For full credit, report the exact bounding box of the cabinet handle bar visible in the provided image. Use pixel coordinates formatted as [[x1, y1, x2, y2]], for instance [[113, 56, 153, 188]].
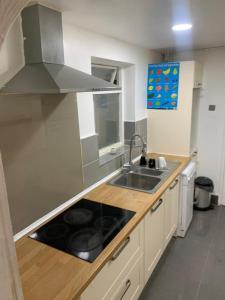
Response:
[[151, 198, 163, 213], [169, 179, 179, 190], [120, 279, 131, 300], [111, 237, 130, 261]]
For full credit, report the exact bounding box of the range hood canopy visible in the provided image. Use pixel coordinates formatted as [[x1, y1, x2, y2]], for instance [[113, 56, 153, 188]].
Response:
[[0, 4, 120, 95]]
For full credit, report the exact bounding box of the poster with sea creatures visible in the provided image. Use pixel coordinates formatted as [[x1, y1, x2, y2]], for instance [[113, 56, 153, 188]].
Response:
[[147, 62, 180, 110]]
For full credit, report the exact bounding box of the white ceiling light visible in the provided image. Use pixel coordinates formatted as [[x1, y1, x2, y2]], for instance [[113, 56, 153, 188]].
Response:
[[172, 23, 192, 31]]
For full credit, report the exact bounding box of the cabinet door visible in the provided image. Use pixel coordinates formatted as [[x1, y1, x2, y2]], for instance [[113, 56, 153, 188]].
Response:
[[81, 223, 142, 300], [144, 196, 165, 284], [164, 178, 180, 248], [112, 256, 142, 300]]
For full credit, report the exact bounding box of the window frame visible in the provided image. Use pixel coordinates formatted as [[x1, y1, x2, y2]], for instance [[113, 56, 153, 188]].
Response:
[[92, 64, 124, 156], [91, 63, 118, 84]]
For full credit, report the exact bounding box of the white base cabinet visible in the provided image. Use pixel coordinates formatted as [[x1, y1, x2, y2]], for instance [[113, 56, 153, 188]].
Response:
[[81, 178, 180, 300], [164, 177, 179, 248], [144, 197, 165, 283], [107, 254, 143, 300], [144, 177, 180, 284], [80, 222, 144, 300]]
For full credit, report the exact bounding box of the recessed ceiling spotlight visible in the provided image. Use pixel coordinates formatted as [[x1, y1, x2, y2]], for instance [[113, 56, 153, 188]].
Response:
[[172, 23, 192, 31]]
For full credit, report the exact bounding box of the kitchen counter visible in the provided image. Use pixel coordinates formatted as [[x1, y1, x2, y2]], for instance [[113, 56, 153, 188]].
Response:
[[16, 154, 190, 300]]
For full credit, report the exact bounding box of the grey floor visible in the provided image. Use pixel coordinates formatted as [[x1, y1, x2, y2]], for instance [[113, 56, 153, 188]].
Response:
[[140, 206, 225, 300]]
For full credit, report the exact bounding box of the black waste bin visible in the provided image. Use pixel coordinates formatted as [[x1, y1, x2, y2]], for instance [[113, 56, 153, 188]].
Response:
[[194, 177, 214, 210]]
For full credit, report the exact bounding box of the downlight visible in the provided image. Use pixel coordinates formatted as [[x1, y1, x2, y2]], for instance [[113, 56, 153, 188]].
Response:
[[172, 24, 192, 31]]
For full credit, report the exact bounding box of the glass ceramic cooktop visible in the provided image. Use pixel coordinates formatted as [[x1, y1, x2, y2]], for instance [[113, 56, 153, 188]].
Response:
[[29, 199, 135, 263]]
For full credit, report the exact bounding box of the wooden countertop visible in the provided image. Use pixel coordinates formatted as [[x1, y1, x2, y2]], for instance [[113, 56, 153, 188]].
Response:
[[16, 154, 190, 300]]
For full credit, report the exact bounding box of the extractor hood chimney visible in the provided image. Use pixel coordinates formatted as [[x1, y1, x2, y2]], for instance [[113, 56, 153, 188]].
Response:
[[0, 4, 120, 94]]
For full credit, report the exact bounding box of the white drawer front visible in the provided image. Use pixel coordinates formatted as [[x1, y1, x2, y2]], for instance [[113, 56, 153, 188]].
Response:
[[112, 256, 142, 300], [81, 223, 142, 300]]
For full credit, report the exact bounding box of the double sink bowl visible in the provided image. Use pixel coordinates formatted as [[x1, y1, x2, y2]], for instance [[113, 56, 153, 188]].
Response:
[[108, 161, 180, 194]]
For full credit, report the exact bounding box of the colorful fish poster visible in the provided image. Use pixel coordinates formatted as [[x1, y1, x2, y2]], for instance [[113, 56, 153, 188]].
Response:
[[147, 62, 180, 110]]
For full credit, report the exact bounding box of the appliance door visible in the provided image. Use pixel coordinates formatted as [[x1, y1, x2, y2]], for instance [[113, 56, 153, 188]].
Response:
[[178, 174, 195, 237]]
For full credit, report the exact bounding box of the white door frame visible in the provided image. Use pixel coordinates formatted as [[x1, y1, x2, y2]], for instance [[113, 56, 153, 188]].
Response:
[[0, 0, 29, 46], [0, 153, 24, 299], [0, 1, 30, 299]]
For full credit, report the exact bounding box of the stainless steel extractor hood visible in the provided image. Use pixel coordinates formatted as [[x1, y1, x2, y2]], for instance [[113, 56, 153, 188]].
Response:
[[0, 4, 120, 94]]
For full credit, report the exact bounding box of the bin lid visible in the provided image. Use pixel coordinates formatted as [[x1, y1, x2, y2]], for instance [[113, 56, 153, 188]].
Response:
[[195, 176, 214, 191]]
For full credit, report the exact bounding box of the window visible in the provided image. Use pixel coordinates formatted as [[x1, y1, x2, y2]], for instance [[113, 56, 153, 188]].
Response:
[[92, 64, 123, 155]]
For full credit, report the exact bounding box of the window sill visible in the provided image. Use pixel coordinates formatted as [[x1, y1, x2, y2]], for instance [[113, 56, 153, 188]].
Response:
[[99, 145, 129, 166]]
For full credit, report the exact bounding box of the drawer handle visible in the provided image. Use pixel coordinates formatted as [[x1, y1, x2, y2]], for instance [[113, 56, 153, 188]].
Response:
[[151, 198, 163, 213], [120, 279, 131, 300], [169, 179, 179, 190], [111, 237, 130, 261]]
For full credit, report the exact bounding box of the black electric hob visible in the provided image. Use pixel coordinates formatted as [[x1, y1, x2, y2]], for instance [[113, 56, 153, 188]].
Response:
[[29, 199, 135, 263]]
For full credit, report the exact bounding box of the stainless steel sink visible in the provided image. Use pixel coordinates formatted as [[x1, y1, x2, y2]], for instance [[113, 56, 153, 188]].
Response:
[[132, 167, 164, 177], [108, 160, 181, 194], [110, 173, 161, 193]]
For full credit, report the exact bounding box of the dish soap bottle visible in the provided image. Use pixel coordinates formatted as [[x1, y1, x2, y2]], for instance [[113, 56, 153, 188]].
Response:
[[140, 149, 147, 166]]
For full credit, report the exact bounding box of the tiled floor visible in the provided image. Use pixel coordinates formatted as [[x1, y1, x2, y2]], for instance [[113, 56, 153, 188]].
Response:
[[140, 206, 225, 300]]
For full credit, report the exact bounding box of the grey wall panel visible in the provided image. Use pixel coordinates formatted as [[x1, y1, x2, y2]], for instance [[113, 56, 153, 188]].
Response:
[[0, 93, 83, 233]]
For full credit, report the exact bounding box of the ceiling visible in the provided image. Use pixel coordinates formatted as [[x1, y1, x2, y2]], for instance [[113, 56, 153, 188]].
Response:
[[38, 0, 225, 51]]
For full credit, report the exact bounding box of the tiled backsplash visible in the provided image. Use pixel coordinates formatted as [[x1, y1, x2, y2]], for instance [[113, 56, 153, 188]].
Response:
[[81, 118, 147, 188], [82, 156, 123, 188], [135, 118, 147, 139], [81, 134, 99, 166], [124, 118, 147, 145]]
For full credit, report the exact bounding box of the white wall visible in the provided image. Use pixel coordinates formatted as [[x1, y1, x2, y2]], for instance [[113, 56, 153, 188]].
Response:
[[0, 18, 24, 88], [172, 47, 225, 202], [147, 61, 195, 156], [62, 18, 161, 138]]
